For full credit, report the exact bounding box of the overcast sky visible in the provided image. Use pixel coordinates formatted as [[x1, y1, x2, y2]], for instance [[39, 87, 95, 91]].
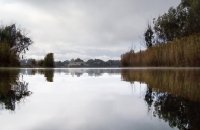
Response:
[[0, 0, 180, 61]]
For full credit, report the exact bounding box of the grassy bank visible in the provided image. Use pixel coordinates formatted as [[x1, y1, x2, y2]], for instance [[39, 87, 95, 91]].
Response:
[[121, 34, 200, 67]]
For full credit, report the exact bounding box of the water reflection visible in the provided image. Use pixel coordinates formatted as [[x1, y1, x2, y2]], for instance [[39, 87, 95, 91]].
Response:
[[121, 69, 200, 130], [38, 69, 54, 82], [0, 68, 199, 130], [20, 68, 120, 78], [0, 69, 31, 111]]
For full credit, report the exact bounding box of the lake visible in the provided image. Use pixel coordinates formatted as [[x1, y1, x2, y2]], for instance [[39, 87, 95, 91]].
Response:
[[0, 68, 199, 130]]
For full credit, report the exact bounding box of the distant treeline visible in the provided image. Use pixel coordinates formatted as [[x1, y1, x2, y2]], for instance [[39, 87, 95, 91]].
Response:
[[121, 0, 200, 67], [21, 58, 120, 68], [21, 53, 55, 68]]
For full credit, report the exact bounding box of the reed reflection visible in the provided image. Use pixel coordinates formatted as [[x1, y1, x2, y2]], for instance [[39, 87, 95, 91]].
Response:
[[121, 69, 200, 130]]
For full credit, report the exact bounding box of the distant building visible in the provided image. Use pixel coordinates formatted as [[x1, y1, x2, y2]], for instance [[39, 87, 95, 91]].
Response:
[[68, 59, 85, 67]]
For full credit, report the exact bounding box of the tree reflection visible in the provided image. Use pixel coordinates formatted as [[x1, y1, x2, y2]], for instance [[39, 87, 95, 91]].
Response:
[[121, 69, 200, 130], [144, 87, 153, 111], [145, 91, 200, 130], [38, 69, 54, 82], [20, 68, 121, 79], [0, 69, 31, 111]]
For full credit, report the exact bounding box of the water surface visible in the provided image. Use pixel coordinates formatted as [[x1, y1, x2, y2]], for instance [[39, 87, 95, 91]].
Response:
[[0, 68, 199, 130]]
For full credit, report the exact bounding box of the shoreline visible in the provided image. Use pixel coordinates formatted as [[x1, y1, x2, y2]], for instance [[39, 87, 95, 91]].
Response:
[[1, 67, 200, 70]]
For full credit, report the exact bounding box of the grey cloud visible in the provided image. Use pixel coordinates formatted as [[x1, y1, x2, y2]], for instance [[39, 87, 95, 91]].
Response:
[[0, 0, 180, 60]]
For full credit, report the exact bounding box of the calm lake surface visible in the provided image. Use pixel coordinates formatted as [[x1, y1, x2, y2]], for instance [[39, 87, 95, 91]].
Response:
[[0, 68, 200, 130]]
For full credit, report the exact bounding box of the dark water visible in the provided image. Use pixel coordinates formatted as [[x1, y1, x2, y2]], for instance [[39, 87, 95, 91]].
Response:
[[0, 68, 199, 130]]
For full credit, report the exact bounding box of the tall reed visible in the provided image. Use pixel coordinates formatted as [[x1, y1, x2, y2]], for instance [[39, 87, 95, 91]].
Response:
[[121, 34, 200, 67]]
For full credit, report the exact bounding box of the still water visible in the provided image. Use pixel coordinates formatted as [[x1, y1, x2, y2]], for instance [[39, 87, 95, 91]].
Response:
[[0, 68, 199, 130]]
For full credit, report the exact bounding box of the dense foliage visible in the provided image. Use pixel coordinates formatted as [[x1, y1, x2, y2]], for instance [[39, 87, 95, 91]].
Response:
[[144, 24, 153, 48], [122, 0, 200, 67], [43, 53, 55, 68], [153, 0, 200, 43], [0, 24, 32, 67]]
